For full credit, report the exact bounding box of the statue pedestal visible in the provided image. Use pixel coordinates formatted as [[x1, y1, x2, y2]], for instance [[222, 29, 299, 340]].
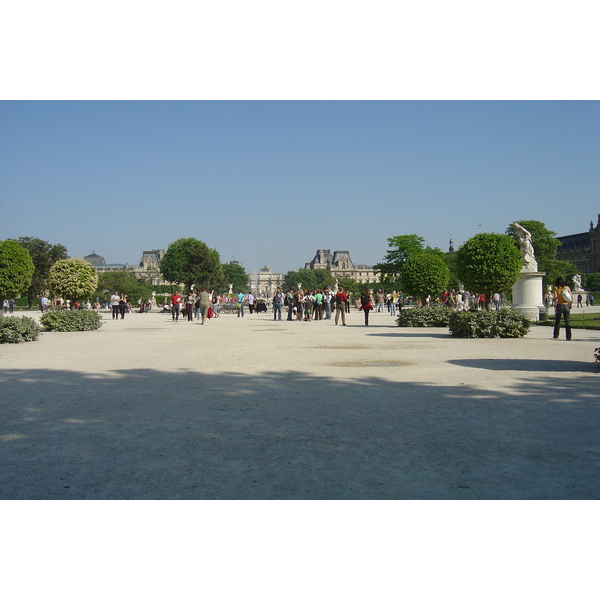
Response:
[[512, 271, 546, 321]]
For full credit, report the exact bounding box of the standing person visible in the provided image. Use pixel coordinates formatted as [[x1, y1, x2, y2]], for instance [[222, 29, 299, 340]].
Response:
[[119, 294, 128, 319], [390, 291, 397, 317], [211, 293, 220, 317], [286, 289, 295, 321], [273, 288, 283, 321], [2, 299, 8, 314], [171, 290, 182, 322], [335, 286, 347, 325], [294, 289, 304, 321], [323, 287, 333, 320], [237, 291, 245, 317], [247, 292, 255, 314], [375, 290, 385, 312], [577, 293, 583, 308], [110, 291, 120, 320], [360, 287, 373, 326], [553, 277, 572, 341], [8, 298, 15, 313], [185, 290, 196, 321], [314, 289, 323, 320], [199, 287, 211, 325]]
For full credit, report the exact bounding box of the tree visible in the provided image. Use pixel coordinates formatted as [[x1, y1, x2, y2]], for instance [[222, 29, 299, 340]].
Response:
[[401, 253, 450, 303], [0, 240, 35, 306], [374, 234, 427, 284], [583, 272, 600, 291], [9, 236, 68, 307], [47, 258, 98, 305], [160, 238, 225, 292], [282, 268, 331, 291], [456, 233, 522, 309], [505, 220, 566, 286], [96, 271, 151, 303], [222, 263, 250, 293]]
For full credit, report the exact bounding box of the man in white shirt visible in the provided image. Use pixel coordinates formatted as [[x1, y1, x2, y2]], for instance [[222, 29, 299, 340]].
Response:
[[110, 292, 120, 320]]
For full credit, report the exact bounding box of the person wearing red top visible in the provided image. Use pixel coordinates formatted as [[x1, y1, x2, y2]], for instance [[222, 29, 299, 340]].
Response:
[[170, 291, 182, 322], [335, 287, 348, 325]]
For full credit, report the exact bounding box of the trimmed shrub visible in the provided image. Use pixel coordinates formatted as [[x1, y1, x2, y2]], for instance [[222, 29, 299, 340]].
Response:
[[449, 308, 530, 338], [0, 316, 41, 343], [40, 310, 103, 332], [397, 306, 455, 327]]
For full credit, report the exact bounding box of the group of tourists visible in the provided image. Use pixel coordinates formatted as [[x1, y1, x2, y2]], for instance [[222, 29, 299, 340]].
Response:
[[167, 288, 213, 324], [2, 298, 15, 314]]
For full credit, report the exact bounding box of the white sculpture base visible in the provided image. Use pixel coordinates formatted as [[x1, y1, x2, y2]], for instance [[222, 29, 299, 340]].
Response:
[[512, 271, 546, 321]]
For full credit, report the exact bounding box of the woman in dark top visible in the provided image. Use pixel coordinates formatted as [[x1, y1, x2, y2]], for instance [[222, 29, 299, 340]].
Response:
[[360, 287, 373, 326]]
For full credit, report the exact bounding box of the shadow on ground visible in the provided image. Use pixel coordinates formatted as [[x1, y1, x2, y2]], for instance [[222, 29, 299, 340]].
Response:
[[1, 367, 598, 500], [449, 359, 600, 373]]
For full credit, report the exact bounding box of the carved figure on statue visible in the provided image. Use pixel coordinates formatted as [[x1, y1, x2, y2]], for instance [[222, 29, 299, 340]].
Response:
[[513, 222, 538, 272]]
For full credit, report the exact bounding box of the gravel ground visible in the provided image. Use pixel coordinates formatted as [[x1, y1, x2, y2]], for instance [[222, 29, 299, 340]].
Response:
[[1, 306, 599, 499]]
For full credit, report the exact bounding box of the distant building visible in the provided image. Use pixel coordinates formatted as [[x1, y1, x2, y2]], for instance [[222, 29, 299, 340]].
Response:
[[304, 249, 378, 284], [556, 214, 600, 273], [84, 249, 173, 286], [251, 267, 284, 298]]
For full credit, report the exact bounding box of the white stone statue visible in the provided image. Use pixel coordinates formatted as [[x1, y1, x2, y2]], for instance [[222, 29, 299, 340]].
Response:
[[513, 222, 538, 272], [572, 274, 584, 292], [228, 283, 233, 295], [333, 278, 339, 295]]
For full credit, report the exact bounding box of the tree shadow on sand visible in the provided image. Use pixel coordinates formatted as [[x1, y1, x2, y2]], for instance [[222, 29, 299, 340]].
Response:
[[1, 367, 598, 500]]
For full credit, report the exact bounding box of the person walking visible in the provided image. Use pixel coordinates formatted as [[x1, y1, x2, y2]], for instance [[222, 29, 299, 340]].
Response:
[[110, 291, 120, 320], [286, 289, 295, 321], [553, 277, 572, 341], [198, 287, 211, 324], [185, 290, 196, 321], [237, 291, 245, 317], [335, 286, 347, 325], [171, 290, 182, 321], [119, 294, 128, 319], [360, 287, 374, 326], [273, 288, 283, 320], [324, 287, 333, 319]]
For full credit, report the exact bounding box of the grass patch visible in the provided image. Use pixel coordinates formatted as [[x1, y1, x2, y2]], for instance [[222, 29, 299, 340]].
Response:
[[539, 314, 600, 330]]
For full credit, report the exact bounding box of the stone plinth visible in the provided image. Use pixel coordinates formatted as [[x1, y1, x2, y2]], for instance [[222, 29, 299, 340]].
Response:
[[512, 271, 546, 320]]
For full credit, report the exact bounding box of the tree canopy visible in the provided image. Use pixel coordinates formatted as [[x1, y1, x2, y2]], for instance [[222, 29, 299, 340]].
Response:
[[0, 240, 35, 302], [47, 258, 98, 302], [401, 253, 450, 301], [160, 238, 224, 292], [455, 233, 522, 304], [374, 234, 445, 284], [282, 268, 331, 291], [222, 263, 250, 293], [96, 271, 151, 302], [10, 236, 68, 307]]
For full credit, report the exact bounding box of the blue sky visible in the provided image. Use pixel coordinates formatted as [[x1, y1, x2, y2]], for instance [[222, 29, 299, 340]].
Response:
[[1, 101, 598, 274]]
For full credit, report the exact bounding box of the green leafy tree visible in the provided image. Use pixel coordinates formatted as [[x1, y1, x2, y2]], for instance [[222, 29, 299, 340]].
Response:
[[583, 273, 600, 291], [96, 271, 151, 303], [442, 252, 461, 292], [0, 240, 35, 307], [374, 234, 427, 284], [282, 268, 331, 291], [222, 263, 250, 293], [401, 253, 450, 304], [9, 237, 69, 307], [47, 258, 99, 305], [456, 233, 522, 309], [160, 238, 225, 292]]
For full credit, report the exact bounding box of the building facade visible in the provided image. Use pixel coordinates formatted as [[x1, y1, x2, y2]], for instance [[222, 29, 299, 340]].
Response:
[[84, 249, 172, 286], [250, 267, 285, 298], [556, 214, 600, 273], [304, 249, 378, 284]]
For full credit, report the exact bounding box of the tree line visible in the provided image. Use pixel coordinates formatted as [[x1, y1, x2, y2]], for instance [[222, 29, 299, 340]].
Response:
[[0, 221, 596, 310]]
